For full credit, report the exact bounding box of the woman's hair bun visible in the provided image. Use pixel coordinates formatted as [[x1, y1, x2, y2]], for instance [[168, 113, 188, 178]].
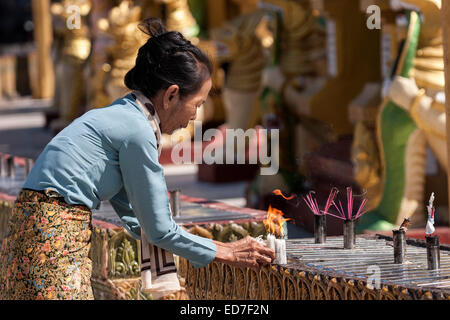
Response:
[[138, 17, 167, 38], [125, 17, 213, 99]]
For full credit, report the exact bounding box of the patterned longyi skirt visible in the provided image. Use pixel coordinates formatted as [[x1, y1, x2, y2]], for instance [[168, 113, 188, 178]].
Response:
[[0, 189, 94, 300]]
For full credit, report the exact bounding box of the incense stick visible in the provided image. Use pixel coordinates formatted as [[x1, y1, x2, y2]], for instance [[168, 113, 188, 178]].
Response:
[[303, 191, 322, 215], [322, 211, 346, 220], [303, 188, 338, 216], [330, 187, 368, 221], [324, 188, 339, 213]]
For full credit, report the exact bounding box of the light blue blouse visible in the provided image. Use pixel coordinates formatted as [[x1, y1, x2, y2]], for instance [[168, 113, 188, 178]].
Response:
[[23, 94, 217, 268]]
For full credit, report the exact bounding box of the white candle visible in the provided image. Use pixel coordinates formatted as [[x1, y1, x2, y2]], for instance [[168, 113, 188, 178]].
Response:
[[141, 269, 152, 291], [426, 219, 435, 236], [266, 233, 276, 251], [426, 192, 436, 236], [141, 231, 152, 291], [275, 238, 287, 264]]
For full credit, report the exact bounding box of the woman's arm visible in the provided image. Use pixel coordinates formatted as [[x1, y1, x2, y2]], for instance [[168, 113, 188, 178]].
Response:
[[110, 186, 275, 270], [118, 129, 217, 268], [117, 128, 274, 269], [109, 186, 141, 239]]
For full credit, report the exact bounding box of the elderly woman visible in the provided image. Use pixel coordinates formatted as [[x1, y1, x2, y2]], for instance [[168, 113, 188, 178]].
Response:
[[0, 18, 274, 300]]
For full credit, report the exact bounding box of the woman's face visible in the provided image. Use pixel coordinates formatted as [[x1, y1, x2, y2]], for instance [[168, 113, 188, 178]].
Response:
[[160, 78, 212, 134]]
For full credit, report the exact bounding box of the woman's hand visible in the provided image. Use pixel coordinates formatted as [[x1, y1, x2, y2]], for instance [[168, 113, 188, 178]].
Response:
[[213, 236, 275, 271]]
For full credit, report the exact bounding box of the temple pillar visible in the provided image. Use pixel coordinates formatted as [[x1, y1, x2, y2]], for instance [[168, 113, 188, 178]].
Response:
[[442, 0, 450, 226], [31, 0, 54, 99]]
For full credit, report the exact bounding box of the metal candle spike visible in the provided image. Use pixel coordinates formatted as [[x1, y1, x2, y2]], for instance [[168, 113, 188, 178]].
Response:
[[314, 214, 326, 244], [0, 155, 6, 177], [393, 227, 407, 264], [25, 158, 34, 177], [343, 219, 356, 249], [6, 156, 14, 178], [304, 188, 338, 244], [426, 235, 440, 270], [169, 189, 181, 217], [326, 187, 368, 249]]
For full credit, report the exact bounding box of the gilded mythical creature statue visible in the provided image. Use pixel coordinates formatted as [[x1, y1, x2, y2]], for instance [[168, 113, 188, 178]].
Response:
[[350, 1, 407, 213], [255, 0, 387, 208], [87, 0, 115, 109], [97, 0, 146, 103], [211, 0, 323, 134], [357, 0, 445, 231], [351, 121, 383, 212], [261, 0, 381, 139], [211, 9, 267, 130], [50, 0, 92, 131], [261, 0, 328, 170], [154, 0, 199, 40], [243, 0, 328, 197], [94, 0, 199, 103]]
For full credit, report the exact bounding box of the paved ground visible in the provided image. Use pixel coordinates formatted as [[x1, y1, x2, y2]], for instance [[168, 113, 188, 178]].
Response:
[[0, 97, 53, 158]]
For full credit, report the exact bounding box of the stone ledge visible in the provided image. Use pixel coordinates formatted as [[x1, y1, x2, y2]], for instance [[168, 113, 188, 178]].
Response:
[[0, 185, 267, 299]]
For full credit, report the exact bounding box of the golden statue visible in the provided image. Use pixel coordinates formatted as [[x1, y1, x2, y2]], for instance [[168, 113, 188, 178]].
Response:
[[154, 0, 199, 40], [90, 0, 165, 108], [263, 0, 328, 170], [87, 0, 115, 109], [97, 0, 146, 103], [50, 0, 92, 131], [386, 0, 445, 227], [211, 8, 267, 130], [355, 0, 445, 231], [262, 0, 381, 138], [231, 0, 328, 200], [267, 0, 324, 77], [351, 121, 383, 211], [350, 1, 407, 212], [209, 0, 324, 133]]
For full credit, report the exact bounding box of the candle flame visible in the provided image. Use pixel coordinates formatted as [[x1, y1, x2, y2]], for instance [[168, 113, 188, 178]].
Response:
[[263, 205, 290, 238], [272, 189, 294, 200]]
